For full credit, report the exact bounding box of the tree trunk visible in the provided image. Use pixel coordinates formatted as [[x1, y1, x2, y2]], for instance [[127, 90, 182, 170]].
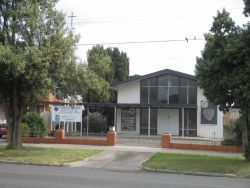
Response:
[[6, 84, 23, 149], [242, 109, 250, 160]]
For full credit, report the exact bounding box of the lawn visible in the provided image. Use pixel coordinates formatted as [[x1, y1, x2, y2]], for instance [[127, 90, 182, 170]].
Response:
[[0, 145, 101, 164], [142, 152, 250, 178]]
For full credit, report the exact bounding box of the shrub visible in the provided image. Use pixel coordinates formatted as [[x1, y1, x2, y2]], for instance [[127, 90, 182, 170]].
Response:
[[233, 119, 242, 145], [221, 139, 236, 146], [83, 112, 107, 133], [221, 119, 243, 146], [20, 123, 30, 137], [22, 112, 47, 137]]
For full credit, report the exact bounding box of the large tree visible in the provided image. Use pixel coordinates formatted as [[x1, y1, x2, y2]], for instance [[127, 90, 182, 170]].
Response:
[[87, 45, 113, 83], [0, 0, 78, 148], [106, 47, 129, 82], [85, 45, 130, 127], [76, 63, 109, 102], [195, 9, 250, 159]]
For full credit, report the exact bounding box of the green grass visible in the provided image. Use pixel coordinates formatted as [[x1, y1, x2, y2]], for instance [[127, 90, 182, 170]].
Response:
[[142, 153, 250, 178], [0, 145, 101, 164]]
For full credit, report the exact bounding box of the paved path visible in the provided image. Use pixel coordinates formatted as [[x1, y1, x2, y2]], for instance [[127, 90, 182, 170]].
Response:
[[70, 150, 152, 170]]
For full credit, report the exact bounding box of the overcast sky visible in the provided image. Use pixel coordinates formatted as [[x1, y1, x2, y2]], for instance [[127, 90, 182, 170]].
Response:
[[56, 0, 249, 76]]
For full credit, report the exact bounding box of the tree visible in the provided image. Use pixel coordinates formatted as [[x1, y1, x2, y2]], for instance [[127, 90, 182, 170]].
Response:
[[195, 9, 250, 160], [0, 0, 78, 148], [87, 45, 113, 83], [106, 47, 129, 82], [76, 63, 109, 102], [85, 45, 130, 128], [106, 47, 130, 103], [243, 0, 250, 16]]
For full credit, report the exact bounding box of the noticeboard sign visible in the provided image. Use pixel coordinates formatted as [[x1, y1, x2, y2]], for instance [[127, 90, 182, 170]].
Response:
[[201, 101, 217, 125], [52, 106, 82, 122]]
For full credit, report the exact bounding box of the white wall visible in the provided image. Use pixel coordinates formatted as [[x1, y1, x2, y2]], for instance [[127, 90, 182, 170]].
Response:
[[157, 109, 179, 135], [197, 87, 223, 139], [117, 81, 140, 104], [116, 108, 140, 134]]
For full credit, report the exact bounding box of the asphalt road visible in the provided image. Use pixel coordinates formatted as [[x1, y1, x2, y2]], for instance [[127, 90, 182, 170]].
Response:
[[0, 164, 249, 188]]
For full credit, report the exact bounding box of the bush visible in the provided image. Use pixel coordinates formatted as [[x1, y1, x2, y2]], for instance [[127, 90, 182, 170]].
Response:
[[20, 123, 30, 137], [221, 139, 236, 146], [233, 119, 242, 145], [83, 112, 107, 133], [22, 112, 47, 137], [221, 119, 243, 146]]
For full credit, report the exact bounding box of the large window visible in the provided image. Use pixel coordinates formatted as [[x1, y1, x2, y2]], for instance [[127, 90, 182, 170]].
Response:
[[188, 80, 197, 104], [121, 108, 136, 131], [140, 74, 197, 105], [140, 78, 158, 104], [140, 87, 148, 104], [158, 87, 168, 103], [140, 108, 157, 135], [158, 75, 168, 103], [140, 108, 148, 135], [184, 108, 197, 136]]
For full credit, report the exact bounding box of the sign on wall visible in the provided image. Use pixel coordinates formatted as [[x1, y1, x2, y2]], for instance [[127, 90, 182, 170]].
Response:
[[121, 108, 136, 131], [201, 101, 217, 125], [52, 106, 82, 122]]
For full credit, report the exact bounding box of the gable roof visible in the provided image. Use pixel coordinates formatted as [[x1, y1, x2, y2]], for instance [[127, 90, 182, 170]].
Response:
[[110, 68, 196, 88]]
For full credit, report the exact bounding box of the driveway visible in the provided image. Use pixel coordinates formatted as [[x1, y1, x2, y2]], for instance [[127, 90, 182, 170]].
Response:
[[70, 150, 153, 171]]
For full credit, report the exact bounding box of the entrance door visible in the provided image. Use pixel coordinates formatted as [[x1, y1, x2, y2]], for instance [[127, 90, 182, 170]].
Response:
[[157, 109, 179, 135]]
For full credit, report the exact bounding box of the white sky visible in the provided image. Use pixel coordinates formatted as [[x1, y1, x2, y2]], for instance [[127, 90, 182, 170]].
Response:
[[56, 0, 249, 76]]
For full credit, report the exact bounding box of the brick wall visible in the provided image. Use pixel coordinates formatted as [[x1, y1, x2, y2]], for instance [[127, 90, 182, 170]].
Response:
[[7, 129, 116, 146], [162, 133, 242, 152]]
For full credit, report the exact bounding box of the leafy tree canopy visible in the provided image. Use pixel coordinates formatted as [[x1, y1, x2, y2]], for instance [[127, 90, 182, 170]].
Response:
[[195, 8, 250, 159], [196, 9, 250, 111], [76, 64, 109, 102], [87, 45, 113, 83], [0, 0, 78, 148], [106, 47, 129, 82]]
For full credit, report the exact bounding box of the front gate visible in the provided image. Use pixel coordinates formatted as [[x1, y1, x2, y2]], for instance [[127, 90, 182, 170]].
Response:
[[116, 133, 161, 148]]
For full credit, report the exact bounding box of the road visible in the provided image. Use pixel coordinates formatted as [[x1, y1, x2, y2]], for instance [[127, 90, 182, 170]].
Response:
[[0, 164, 249, 188]]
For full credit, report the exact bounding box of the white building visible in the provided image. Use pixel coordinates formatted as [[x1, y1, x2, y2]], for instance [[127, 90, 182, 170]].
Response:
[[111, 69, 223, 139]]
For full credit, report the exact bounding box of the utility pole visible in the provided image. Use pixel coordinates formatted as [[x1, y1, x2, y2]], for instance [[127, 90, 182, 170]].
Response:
[[68, 12, 76, 29]]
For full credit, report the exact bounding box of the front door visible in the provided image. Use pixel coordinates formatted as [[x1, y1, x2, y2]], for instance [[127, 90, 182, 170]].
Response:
[[157, 109, 179, 135]]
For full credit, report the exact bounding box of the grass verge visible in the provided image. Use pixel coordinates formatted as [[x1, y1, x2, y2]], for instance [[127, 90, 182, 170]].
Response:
[[0, 145, 101, 164], [142, 152, 250, 178]]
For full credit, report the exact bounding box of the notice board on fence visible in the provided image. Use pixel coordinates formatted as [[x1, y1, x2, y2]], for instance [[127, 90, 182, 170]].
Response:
[[51, 106, 82, 122], [121, 108, 136, 131]]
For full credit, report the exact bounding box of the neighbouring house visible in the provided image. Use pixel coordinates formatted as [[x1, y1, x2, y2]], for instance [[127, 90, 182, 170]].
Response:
[[0, 93, 65, 129], [110, 68, 224, 139]]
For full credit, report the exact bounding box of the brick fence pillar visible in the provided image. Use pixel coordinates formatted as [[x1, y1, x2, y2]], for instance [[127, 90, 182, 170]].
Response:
[[107, 131, 116, 146], [162, 132, 171, 148], [55, 129, 65, 142]]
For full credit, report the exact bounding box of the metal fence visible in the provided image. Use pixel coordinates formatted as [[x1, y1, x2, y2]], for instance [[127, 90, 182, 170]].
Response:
[[116, 132, 162, 148], [21, 130, 107, 140], [171, 136, 222, 146]]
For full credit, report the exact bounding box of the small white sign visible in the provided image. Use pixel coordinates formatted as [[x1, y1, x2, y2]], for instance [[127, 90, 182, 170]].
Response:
[[51, 106, 82, 122]]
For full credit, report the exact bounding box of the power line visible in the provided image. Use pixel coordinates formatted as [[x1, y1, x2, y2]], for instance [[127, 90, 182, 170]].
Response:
[[76, 38, 204, 46], [65, 7, 245, 25], [68, 12, 76, 29]]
